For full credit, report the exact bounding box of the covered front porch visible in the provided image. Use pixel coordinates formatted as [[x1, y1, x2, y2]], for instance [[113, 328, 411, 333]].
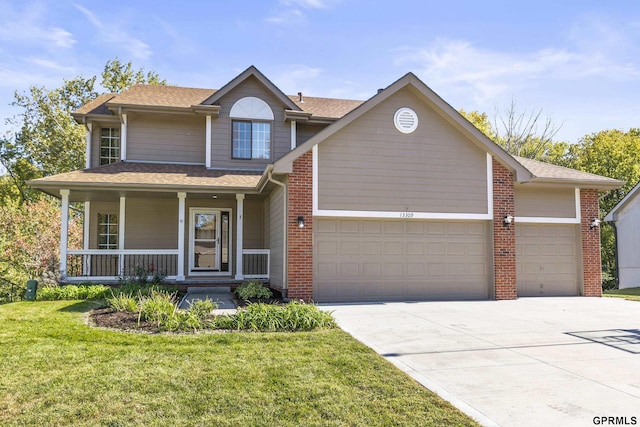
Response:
[[58, 188, 273, 283], [60, 190, 270, 283]]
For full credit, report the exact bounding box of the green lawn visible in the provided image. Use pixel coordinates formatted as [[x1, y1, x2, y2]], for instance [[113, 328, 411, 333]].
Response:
[[603, 287, 640, 302], [0, 301, 478, 426]]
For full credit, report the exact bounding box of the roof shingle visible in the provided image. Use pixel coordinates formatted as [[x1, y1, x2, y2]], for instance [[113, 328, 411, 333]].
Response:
[[30, 162, 262, 190]]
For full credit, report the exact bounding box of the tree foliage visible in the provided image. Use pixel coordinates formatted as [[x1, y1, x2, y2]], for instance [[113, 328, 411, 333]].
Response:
[[0, 198, 83, 284], [101, 58, 167, 94], [0, 59, 165, 286]]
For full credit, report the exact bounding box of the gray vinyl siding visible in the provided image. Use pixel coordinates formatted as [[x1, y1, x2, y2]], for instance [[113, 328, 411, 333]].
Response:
[[244, 199, 265, 249], [127, 113, 205, 164], [267, 184, 285, 287], [514, 187, 576, 218], [297, 123, 327, 146], [124, 198, 178, 249], [317, 87, 488, 214], [211, 76, 291, 168]]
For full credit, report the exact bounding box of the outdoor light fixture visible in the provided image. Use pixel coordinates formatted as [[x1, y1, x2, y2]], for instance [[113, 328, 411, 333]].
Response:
[[298, 216, 305, 229], [590, 218, 601, 230], [503, 215, 514, 225]]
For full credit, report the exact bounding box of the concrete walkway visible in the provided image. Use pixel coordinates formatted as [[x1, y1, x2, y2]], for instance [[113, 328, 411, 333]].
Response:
[[321, 297, 640, 427], [179, 287, 237, 314]]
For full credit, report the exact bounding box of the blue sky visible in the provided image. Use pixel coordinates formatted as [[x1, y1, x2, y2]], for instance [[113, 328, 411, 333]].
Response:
[[1, 0, 639, 143]]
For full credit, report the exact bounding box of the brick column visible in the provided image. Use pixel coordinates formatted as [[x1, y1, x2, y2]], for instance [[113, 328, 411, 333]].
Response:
[[493, 161, 517, 300], [580, 189, 602, 297], [287, 151, 313, 301]]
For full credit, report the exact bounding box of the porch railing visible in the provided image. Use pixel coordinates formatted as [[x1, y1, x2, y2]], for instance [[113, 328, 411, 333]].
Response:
[[242, 249, 270, 279], [66, 250, 179, 280]]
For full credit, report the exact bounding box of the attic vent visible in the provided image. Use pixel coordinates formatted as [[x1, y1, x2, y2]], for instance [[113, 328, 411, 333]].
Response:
[[394, 107, 418, 134]]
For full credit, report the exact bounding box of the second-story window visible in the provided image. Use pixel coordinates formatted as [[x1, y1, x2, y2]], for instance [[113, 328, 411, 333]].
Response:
[[100, 127, 120, 165], [232, 120, 271, 160]]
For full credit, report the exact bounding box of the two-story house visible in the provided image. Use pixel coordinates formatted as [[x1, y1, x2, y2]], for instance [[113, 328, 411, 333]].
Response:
[[29, 66, 623, 302]]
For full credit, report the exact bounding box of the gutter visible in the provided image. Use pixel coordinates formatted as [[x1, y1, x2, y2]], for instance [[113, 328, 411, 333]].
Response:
[[266, 168, 288, 297]]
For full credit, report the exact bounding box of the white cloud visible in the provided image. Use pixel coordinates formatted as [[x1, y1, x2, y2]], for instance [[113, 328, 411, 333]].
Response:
[[395, 31, 640, 105], [74, 4, 152, 60], [271, 64, 323, 94], [266, 0, 336, 25], [0, 2, 75, 49], [25, 57, 75, 72]]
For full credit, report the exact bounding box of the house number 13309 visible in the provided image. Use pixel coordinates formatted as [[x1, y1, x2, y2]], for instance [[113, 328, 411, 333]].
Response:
[[400, 212, 414, 218]]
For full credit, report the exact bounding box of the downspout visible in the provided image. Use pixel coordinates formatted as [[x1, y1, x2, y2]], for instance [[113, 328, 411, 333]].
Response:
[[267, 169, 288, 298]]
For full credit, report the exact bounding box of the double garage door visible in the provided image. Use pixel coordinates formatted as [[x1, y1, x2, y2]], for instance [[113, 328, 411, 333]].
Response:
[[313, 218, 491, 302], [313, 219, 582, 302]]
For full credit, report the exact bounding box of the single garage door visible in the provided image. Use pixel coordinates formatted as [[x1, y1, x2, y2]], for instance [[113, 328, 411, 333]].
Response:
[[314, 218, 490, 302], [515, 224, 580, 296]]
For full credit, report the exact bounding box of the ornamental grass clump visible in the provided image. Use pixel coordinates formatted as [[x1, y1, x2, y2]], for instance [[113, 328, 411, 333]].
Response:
[[106, 292, 138, 313], [231, 302, 336, 332]]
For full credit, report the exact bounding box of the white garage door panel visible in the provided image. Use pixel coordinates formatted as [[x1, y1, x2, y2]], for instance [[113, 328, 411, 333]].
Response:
[[516, 224, 580, 297], [314, 219, 490, 302]]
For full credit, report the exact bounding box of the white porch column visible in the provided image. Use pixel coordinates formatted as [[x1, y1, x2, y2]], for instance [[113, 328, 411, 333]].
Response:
[[83, 201, 91, 276], [290, 120, 297, 150], [60, 190, 70, 279], [235, 194, 245, 280], [205, 115, 212, 168], [85, 123, 93, 168], [177, 192, 186, 281], [118, 196, 126, 275], [120, 113, 127, 161]]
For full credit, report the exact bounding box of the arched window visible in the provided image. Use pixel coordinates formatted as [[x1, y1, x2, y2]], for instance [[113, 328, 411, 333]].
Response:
[[230, 97, 273, 160]]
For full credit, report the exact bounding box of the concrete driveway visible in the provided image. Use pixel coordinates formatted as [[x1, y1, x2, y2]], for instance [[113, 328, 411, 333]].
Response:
[[321, 297, 640, 427]]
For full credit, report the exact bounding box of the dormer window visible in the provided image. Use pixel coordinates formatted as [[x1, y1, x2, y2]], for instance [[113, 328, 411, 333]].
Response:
[[100, 127, 120, 165], [232, 121, 271, 159], [230, 97, 273, 160]]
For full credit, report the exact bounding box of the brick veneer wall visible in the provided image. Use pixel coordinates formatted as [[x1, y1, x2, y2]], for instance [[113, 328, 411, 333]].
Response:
[[286, 151, 313, 301], [580, 189, 602, 297], [493, 161, 517, 300]]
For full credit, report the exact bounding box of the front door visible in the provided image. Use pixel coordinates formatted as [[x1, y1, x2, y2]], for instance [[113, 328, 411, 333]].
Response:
[[189, 209, 230, 274]]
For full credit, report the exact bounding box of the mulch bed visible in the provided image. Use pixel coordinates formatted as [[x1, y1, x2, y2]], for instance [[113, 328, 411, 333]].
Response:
[[89, 307, 159, 333]]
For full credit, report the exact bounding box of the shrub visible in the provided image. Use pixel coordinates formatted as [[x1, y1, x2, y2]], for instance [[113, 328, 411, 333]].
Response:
[[0, 277, 23, 304], [119, 264, 167, 286], [188, 298, 217, 319], [37, 284, 111, 301], [235, 281, 273, 300]]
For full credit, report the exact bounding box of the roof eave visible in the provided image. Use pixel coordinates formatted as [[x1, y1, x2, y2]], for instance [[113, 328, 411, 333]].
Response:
[[528, 177, 625, 191], [28, 180, 262, 194]]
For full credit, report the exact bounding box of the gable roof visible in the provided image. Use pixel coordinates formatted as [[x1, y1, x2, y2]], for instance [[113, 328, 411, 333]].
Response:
[[514, 156, 624, 190], [604, 180, 639, 222], [202, 65, 300, 111], [107, 85, 215, 109], [274, 72, 532, 181]]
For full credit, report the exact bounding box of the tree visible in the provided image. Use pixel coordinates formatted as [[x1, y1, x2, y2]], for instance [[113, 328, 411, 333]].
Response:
[[1, 59, 166, 201], [0, 59, 165, 288], [0, 198, 83, 285], [564, 129, 640, 287], [101, 58, 166, 94], [460, 101, 563, 161]]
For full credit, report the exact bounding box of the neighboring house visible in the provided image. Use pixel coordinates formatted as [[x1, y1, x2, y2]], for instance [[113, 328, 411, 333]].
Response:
[[29, 66, 624, 302], [604, 182, 640, 289]]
